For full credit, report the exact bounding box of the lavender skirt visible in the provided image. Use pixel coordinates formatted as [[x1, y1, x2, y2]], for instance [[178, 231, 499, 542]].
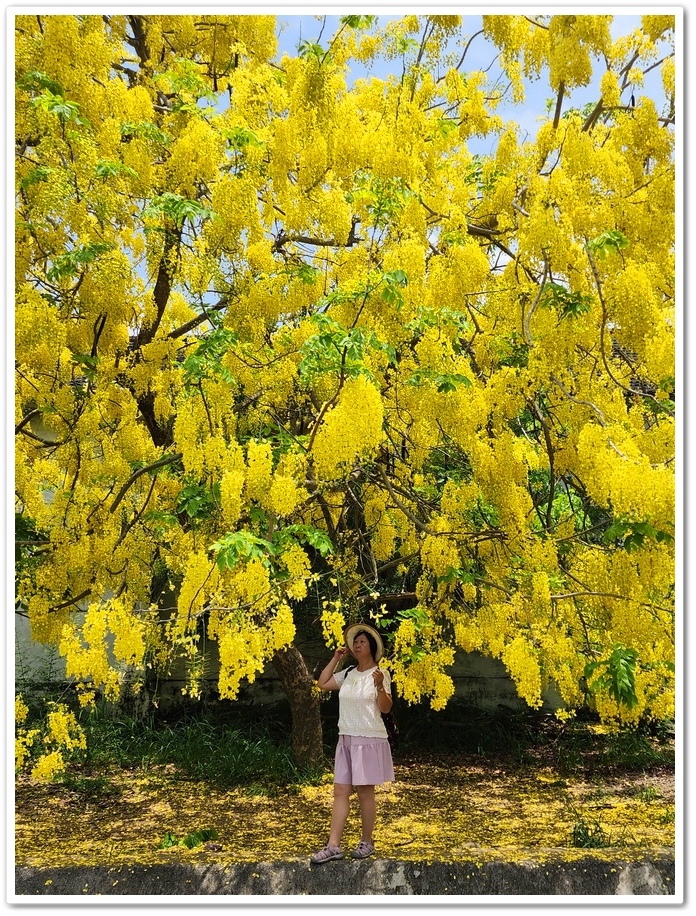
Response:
[[334, 735, 395, 786]]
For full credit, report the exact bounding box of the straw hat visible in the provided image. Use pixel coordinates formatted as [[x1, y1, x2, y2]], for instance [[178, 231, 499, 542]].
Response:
[[344, 623, 385, 662]]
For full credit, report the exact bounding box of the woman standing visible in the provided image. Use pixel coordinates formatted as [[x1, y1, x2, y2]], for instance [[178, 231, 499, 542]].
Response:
[[310, 623, 394, 864]]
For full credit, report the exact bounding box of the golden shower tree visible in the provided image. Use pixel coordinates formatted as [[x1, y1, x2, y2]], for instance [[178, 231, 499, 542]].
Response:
[[15, 13, 676, 765]]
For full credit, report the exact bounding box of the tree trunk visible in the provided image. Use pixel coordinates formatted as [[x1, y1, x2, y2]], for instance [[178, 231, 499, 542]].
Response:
[[272, 645, 324, 769]]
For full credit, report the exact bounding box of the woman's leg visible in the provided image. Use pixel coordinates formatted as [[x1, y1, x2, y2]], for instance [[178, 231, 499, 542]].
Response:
[[328, 783, 352, 847], [355, 784, 376, 842]]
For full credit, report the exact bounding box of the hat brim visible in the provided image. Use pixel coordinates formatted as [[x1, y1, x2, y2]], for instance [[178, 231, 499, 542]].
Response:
[[344, 623, 384, 662]]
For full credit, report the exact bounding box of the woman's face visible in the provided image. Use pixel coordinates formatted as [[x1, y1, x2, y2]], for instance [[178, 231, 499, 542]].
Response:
[[352, 633, 373, 661]]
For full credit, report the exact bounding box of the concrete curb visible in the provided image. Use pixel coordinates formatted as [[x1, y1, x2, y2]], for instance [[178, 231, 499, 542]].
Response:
[[15, 850, 676, 897]]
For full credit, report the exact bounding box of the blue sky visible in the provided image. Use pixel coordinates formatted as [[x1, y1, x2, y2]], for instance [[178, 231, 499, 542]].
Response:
[[271, 11, 671, 157]]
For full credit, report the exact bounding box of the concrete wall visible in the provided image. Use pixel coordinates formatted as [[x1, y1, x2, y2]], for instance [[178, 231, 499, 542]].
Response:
[[14, 614, 562, 713], [14, 852, 678, 897]]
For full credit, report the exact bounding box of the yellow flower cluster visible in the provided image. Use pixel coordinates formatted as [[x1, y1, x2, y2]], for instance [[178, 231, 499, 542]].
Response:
[[501, 636, 543, 709], [420, 531, 460, 578], [220, 464, 246, 527], [231, 557, 273, 608], [604, 263, 663, 357], [548, 16, 611, 91], [30, 750, 65, 783], [107, 598, 148, 668], [641, 15, 675, 41], [15, 730, 38, 772], [531, 572, 552, 615], [245, 440, 274, 503], [15, 700, 87, 783], [217, 625, 267, 699], [453, 617, 483, 653], [15, 695, 29, 725], [175, 552, 220, 639], [268, 603, 296, 652], [392, 646, 456, 711], [165, 118, 224, 198], [60, 605, 121, 700], [599, 70, 621, 108], [574, 424, 674, 531], [15, 286, 67, 375], [280, 543, 311, 601], [269, 474, 301, 518], [46, 703, 87, 752], [364, 489, 398, 561], [312, 376, 384, 481], [173, 397, 208, 477], [321, 604, 346, 650]]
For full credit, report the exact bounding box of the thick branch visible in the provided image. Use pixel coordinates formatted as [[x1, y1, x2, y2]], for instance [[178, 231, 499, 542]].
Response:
[[530, 400, 556, 530], [109, 452, 183, 515], [49, 588, 92, 614], [552, 80, 565, 129], [522, 259, 549, 345], [272, 220, 360, 252], [166, 298, 230, 340], [376, 464, 432, 535], [136, 227, 181, 347], [15, 409, 42, 435]]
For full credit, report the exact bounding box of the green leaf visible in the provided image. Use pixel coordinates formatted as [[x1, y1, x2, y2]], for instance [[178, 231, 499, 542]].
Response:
[[120, 121, 171, 145], [405, 370, 471, 392], [20, 166, 53, 189], [298, 39, 326, 62], [436, 118, 459, 138], [396, 605, 429, 628], [223, 126, 264, 149], [294, 264, 320, 285], [340, 15, 377, 29], [584, 644, 639, 709], [143, 192, 215, 227], [603, 517, 672, 551], [588, 230, 630, 259], [17, 70, 64, 96], [46, 242, 114, 281], [541, 282, 593, 319], [280, 524, 334, 558], [209, 531, 276, 571], [182, 328, 238, 387], [95, 160, 138, 180], [29, 91, 89, 125], [176, 481, 218, 522]]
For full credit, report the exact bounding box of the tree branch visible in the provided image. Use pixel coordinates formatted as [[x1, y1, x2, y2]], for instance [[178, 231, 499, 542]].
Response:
[[376, 464, 432, 535], [109, 452, 183, 515], [552, 80, 565, 129], [49, 588, 92, 613], [15, 409, 42, 435]]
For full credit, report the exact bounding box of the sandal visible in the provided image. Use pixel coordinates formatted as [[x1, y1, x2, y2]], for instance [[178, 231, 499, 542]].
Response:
[[310, 844, 343, 864], [350, 840, 375, 859]]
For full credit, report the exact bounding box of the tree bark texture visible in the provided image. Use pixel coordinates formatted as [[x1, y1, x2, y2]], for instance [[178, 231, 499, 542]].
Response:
[[272, 645, 324, 769]]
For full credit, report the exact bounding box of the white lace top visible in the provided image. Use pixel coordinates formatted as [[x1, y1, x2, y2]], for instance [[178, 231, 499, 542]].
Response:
[[333, 665, 392, 738]]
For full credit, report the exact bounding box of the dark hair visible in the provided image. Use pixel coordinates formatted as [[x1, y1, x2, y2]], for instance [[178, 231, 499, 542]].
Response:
[[353, 629, 378, 660]]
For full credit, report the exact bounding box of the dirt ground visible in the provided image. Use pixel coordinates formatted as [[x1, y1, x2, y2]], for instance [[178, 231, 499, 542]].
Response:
[[15, 753, 675, 868]]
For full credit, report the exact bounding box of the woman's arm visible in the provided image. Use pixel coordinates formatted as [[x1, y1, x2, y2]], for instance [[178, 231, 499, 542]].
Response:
[[316, 647, 350, 691], [373, 668, 393, 713]]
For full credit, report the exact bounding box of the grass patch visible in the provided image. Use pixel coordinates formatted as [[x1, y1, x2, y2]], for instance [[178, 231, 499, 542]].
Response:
[[75, 705, 317, 789], [159, 827, 218, 849], [56, 772, 120, 800], [568, 812, 635, 850]]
